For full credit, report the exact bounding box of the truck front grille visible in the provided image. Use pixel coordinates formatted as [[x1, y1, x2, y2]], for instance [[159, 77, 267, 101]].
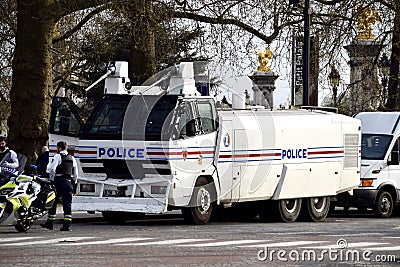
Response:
[[79, 159, 171, 179]]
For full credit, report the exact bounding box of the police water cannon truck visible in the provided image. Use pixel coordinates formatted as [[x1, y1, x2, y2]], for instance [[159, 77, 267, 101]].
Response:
[[48, 61, 361, 224]]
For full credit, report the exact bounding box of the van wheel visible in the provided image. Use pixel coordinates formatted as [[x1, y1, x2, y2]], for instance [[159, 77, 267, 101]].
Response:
[[182, 177, 214, 225], [303, 196, 330, 222], [374, 191, 393, 218], [278, 199, 302, 222]]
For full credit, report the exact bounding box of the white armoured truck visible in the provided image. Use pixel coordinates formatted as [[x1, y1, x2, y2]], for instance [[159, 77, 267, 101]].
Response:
[[49, 61, 361, 224]]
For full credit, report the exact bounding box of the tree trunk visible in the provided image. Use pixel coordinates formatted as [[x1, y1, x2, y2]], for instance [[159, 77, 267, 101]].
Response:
[[8, 0, 55, 164], [128, 0, 157, 85], [386, 3, 400, 111]]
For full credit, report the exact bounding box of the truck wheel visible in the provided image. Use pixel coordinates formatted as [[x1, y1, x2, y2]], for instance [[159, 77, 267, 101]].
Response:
[[374, 191, 393, 218], [182, 177, 214, 225], [304, 196, 330, 222], [277, 199, 302, 222]]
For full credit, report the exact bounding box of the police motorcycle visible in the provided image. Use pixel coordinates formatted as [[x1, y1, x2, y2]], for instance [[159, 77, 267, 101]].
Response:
[[0, 165, 56, 232]]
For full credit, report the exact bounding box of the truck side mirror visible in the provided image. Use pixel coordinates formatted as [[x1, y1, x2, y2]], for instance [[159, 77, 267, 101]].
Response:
[[388, 151, 400, 165], [186, 119, 196, 137]]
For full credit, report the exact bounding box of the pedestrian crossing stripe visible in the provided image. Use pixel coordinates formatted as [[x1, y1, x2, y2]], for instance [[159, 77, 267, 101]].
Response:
[[239, 241, 326, 248], [116, 238, 213, 246], [367, 245, 400, 251], [0, 237, 41, 243], [0, 237, 399, 250], [178, 240, 270, 247], [0, 237, 93, 246], [59, 237, 154, 246], [303, 242, 390, 249]]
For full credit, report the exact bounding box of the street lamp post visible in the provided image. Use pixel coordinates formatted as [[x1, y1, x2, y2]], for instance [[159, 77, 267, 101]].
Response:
[[302, 0, 311, 106], [328, 66, 340, 107], [378, 53, 390, 106]]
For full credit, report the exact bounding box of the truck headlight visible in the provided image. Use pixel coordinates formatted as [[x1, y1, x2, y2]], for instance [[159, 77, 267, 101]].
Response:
[[151, 186, 167, 194], [80, 183, 95, 192]]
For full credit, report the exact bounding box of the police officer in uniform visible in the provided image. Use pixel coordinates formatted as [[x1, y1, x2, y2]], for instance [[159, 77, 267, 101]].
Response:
[[41, 141, 77, 231], [0, 136, 19, 169]]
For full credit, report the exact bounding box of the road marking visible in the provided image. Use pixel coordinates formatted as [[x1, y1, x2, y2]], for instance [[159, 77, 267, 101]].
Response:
[[324, 233, 383, 237], [0, 237, 94, 246], [0, 237, 41, 243], [368, 245, 400, 251], [58, 237, 154, 246], [239, 241, 324, 248], [303, 242, 389, 249], [178, 240, 270, 247], [269, 232, 325, 235], [117, 239, 213, 246]]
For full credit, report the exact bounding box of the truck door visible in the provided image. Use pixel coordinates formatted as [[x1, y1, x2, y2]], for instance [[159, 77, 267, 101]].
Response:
[[388, 137, 400, 191], [232, 129, 247, 201], [48, 97, 83, 151]]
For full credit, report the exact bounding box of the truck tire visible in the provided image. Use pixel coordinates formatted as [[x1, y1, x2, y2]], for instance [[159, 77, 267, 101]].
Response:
[[259, 199, 302, 222], [277, 199, 302, 222], [374, 191, 393, 218], [181, 177, 214, 225], [303, 196, 330, 222]]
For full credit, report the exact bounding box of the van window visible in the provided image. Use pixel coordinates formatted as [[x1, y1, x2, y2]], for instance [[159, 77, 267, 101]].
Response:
[[388, 138, 400, 164], [361, 134, 392, 160]]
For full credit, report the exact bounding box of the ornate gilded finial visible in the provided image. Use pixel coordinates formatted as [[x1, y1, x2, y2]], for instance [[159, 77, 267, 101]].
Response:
[[356, 4, 382, 40], [255, 48, 273, 72]]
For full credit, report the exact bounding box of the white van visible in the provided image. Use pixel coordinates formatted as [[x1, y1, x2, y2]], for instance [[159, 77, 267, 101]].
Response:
[[346, 112, 400, 217]]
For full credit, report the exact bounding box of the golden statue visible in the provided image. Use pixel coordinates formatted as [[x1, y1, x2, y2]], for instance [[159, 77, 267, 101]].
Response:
[[356, 4, 382, 40], [255, 48, 273, 72]]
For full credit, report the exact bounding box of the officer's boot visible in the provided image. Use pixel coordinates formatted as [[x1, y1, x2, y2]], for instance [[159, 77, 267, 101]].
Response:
[[60, 216, 72, 231], [40, 216, 55, 230]]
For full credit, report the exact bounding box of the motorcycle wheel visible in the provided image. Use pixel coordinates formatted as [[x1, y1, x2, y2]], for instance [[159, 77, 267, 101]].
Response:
[[15, 219, 34, 232], [15, 208, 34, 232]]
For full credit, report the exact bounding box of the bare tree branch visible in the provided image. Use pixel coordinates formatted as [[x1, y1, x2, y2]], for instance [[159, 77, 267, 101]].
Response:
[[165, 10, 303, 44], [53, 4, 110, 44]]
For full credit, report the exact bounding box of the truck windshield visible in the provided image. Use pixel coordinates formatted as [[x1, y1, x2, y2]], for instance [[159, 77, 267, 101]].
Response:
[[361, 134, 393, 160], [123, 95, 178, 141], [82, 94, 178, 140], [81, 95, 130, 139]]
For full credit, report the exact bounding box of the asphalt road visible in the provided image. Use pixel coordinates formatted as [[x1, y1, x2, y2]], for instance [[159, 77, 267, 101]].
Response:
[[0, 209, 399, 267]]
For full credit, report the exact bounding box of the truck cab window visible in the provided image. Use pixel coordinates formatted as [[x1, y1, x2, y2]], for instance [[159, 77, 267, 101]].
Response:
[[197, 101, 216, 134], [178, 104, 195, 138], [49, 99, 82, 136]]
